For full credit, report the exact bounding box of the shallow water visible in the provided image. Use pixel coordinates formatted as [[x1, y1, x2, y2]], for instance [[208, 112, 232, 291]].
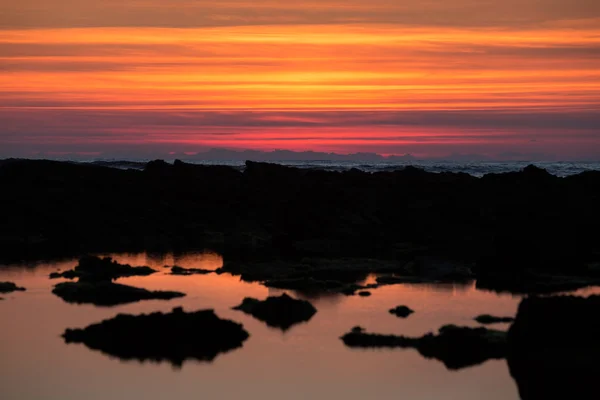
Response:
[[0, 252, 595, 400]]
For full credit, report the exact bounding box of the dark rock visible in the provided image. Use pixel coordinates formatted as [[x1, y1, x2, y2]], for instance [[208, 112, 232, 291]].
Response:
[[2, 159, 600, 291], [232, 293, 317, 330], [507, 295, 600, 400], [52, 281, 185, 306], [357, 291, 371, 297], [476, 271, 600, 294], [341, 325, 507, 370], [52, 256, 157, 282], [62, 307, 249, 366], [389, 305, 414, 318], [0, 281, 26, 293], [475, 314, 514, 324], [170, 266, 213, 275]]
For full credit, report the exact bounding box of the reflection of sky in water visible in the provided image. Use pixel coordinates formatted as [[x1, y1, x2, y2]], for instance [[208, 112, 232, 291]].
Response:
[[2, 252, 598, 400]]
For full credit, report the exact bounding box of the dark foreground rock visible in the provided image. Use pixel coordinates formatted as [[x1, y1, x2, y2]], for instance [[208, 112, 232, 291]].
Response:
[[232, 293, 317, 330], [0, 281, 26, 293], [507, 295, 600, 400], [52, 281, 185, 306], [50, 256, 157, 282], [342, 325, 507, 369], [63, 307, 249, 366], [389, 305, 414, 318], [2, 159, 600, 294], [475, 314, 514, 324], [170, 266, 213, 275]]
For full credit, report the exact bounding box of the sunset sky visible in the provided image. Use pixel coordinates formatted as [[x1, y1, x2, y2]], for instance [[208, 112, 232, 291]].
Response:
[[1, 0, 599, 159]]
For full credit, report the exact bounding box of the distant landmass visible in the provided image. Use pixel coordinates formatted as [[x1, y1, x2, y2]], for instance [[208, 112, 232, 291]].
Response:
[[173, 148, 417, 162], [25, 148, 418, 162], [6, 146, 594, 163]]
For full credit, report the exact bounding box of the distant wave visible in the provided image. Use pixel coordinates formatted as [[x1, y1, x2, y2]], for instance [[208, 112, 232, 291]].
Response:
[[86, 159, 600, 177]]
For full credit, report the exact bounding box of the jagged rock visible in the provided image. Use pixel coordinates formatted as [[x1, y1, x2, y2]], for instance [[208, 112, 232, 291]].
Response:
[[389, 305, 414, 318], [51, 256, 157, 282], [63, 307, 249, 366], [341, 325, 507, 370], [232, 293, 317, 330], [52, 281, 185, 306], [475, 314, 514, 324], [2, 159, 600, 293], [0, 281, 26, 293], [507, 295, 600, 400]]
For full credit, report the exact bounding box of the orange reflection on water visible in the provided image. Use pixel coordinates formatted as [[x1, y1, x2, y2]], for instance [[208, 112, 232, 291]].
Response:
[[0, 251, 528, 400]]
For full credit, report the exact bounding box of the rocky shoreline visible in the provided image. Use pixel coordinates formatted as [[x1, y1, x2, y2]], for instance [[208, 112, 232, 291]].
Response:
[[2, 158, 599, 294]]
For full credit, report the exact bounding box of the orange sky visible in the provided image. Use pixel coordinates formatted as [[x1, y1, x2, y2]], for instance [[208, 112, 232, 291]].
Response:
[[1, 1, 599, 159]]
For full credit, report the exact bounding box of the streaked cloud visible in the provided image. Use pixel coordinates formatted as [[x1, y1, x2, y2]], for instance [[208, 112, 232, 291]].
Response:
[[0, 0, 599, 159]]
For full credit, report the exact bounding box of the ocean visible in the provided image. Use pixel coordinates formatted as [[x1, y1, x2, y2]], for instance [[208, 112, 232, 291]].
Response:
[[87, 159, 600, 177]]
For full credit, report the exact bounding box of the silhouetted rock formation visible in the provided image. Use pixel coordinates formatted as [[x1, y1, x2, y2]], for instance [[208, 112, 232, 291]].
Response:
[[341, 325, 507, 369], [52, 281, 185, 306], [50, 256, 157, 282], [507, 295, 600, 400], [357, 291, 372, 297], [169, 266, 213, 275], [476, 271, 600, 294], [389, 305, 414, 318], [232, 293, 317, 330], [475, 314, 514, 324], [2, 159, 600, 294], [63, 307, 249, 366], [0, 281, 26, 293]]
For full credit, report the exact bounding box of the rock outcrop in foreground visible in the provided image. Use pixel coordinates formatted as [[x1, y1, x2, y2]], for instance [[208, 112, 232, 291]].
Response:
[[341, 325, 507, 369], [233, 293, 317, 330], [2, 160, 599, 288], [0, 281, 26, 293], [63, 307, 249, 366], [507, 295, 600, 400], [50, 256, 157, 282], [52, 281, 185, 306]]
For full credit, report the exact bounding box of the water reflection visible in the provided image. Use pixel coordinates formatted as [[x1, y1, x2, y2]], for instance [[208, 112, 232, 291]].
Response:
[[0, 251, 531, 400]]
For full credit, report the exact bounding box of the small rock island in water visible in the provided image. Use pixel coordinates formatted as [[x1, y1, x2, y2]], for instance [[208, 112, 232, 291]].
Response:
[[169, 265, 213, 275], [389, 305, 414, 318], [52, 281, 185, 306], [63, 307, 250, 366], [51, 256, 184, 306], [50, 256, 157, 281], [475, 314, 514, 324], [0, 281, 26, 293], [233, 293, 317, 331], [341, 325, 507, 370]]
